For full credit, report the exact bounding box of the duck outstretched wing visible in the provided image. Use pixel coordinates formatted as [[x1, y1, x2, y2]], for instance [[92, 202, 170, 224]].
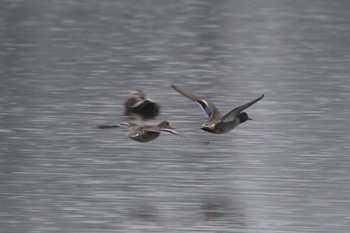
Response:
[[97, 122, 135, 129], [222, 94, 264, 122], [160, 128, 184, 137], [171, 84, 222, 120]]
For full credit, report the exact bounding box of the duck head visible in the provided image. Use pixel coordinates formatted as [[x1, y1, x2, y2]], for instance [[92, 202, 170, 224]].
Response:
[[130, 90, 146, 101], [158, 121, 174, 129], [238, 112, 252, 123]]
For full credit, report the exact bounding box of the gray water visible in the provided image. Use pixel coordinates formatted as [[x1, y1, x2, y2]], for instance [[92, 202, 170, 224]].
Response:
[[1, 0, 350, 232]]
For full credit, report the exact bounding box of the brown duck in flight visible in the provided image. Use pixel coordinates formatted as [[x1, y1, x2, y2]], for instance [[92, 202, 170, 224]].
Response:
[[98, 121, 183, 142]]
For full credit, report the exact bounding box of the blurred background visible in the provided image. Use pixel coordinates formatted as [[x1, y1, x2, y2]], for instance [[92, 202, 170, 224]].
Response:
[[1, 0, 350, 232]]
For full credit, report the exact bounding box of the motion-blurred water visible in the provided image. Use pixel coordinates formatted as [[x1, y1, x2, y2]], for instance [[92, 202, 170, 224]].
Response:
[[1, 0, 350, 232]]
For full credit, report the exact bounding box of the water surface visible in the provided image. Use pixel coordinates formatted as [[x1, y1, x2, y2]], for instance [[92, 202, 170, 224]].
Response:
[[1, 1, 350, 232]]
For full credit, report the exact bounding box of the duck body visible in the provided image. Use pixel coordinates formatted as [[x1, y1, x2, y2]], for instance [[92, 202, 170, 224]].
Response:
[[124, 90, 160, 120], [130, 100, 159, 119], [201, 119, 239, 134], [127, 126, 161, 142]]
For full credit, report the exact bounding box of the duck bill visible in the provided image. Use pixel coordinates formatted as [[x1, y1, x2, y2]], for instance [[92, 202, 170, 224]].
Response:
[[248, 117, 252, 120]]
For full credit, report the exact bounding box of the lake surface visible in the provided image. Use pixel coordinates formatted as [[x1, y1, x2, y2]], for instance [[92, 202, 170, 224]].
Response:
[[1, 0, 350, 232]]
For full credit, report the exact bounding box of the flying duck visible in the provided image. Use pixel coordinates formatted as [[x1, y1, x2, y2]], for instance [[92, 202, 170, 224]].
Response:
[[171, 84, 264, 134], [124, 90, 160, 120], [98, 120, 183, 142]]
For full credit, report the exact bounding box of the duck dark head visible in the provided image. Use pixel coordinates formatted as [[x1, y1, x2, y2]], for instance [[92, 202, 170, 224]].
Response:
[[238, 112, 252, 123]]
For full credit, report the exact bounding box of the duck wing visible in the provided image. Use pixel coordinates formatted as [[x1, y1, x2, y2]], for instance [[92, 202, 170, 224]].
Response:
[[222, 94, 264, 122], [171, 84, 222, 120], [97, 122, 135, 129], [160, 128, 184, 137]]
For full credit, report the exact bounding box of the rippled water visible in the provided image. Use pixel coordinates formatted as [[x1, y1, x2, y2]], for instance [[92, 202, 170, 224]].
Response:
[[1, 0, 350, 232]]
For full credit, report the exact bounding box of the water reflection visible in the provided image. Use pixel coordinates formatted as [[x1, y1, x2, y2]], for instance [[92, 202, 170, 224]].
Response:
[[201, 197, 245, 225]]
